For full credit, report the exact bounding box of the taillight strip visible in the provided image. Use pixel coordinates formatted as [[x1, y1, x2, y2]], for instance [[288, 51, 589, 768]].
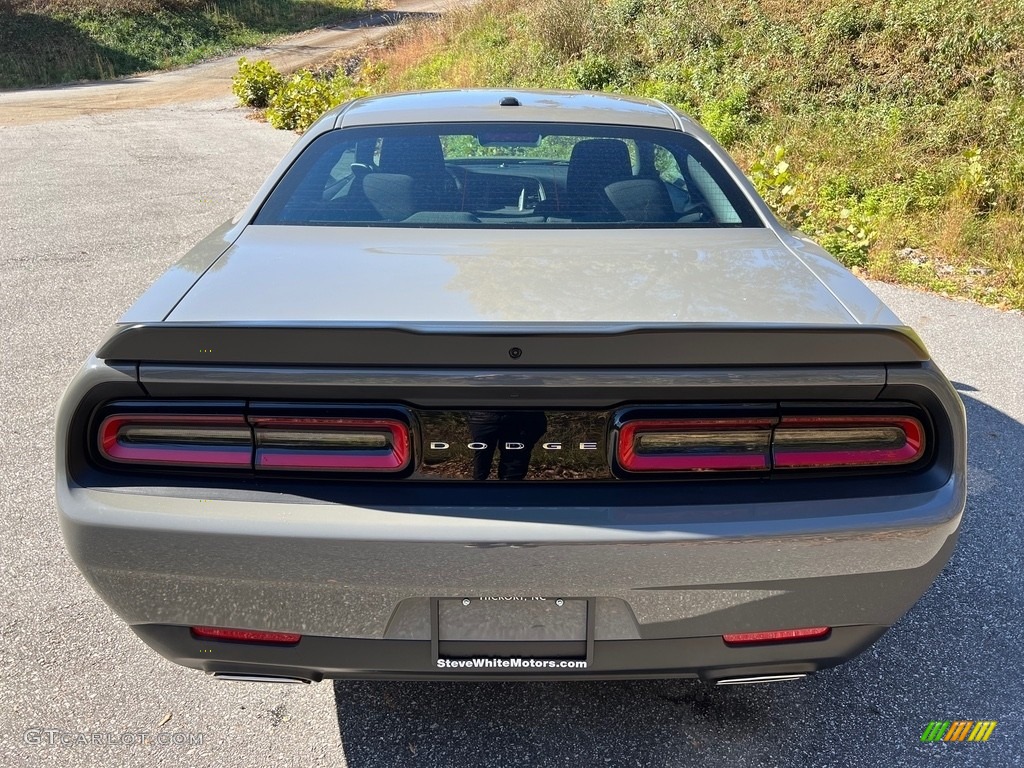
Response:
[[251, 416, 411, 472], [773, 416, 924, 469], [98, 414, 252, 467], [617, 418, 775, 472], [97, 409, 412, 473], [617, 414, 926, 473]]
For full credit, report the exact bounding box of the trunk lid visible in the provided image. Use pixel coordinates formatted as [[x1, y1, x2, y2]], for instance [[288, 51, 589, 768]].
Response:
[[166, 226, 861, 325], [103, 226, 927, 366]]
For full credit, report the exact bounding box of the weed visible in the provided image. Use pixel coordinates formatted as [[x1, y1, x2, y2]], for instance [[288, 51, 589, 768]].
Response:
[[749, 144, 802, 226]]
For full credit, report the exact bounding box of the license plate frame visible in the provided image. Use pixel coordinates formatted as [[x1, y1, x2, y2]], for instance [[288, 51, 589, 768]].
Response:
[[431, 597, 595, 665]]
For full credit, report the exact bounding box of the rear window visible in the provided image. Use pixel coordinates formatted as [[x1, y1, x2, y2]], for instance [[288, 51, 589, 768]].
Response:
[[254, 122, 763, 228]]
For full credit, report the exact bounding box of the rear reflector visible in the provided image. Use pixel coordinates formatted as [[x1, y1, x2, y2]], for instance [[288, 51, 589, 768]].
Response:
[[98, 414, 251, 468], [773, 416, 924, 469], [191, 626, 301, 645], [251, 416, 411, 472], [617, 418, 774, 472], [722, 626, 831, 646]]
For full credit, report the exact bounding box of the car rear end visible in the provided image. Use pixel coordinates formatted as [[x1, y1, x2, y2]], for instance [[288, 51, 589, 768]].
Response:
[[55, 92, 966, 683], [56, 323, 965, 683]]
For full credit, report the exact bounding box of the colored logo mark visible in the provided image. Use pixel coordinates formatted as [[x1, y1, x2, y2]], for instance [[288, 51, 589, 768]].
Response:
[[921, 721, 997, 742]]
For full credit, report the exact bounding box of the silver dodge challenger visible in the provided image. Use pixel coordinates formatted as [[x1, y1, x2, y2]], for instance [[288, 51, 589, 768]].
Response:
[[57, 89, 966, 685]]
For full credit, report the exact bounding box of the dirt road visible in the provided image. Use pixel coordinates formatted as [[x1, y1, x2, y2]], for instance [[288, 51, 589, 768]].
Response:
[[0, 0, 474, 126]]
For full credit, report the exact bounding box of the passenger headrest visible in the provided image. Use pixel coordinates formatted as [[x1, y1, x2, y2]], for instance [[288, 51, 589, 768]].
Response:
[[565, 139, 633, 195], [362, 173, 417, 221], [604, 179, 675, 222], [377, 135, 447, 176]]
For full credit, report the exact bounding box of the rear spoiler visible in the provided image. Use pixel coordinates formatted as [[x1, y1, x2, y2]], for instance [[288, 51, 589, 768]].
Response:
[[96, 323, 930, 367]]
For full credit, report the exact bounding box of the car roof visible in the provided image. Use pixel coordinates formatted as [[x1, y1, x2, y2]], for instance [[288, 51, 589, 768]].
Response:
[[332, 89, 688, 131]]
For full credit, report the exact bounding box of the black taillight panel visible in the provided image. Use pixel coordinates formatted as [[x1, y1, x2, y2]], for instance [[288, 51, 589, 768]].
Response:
[[86, 400, 939, 484]]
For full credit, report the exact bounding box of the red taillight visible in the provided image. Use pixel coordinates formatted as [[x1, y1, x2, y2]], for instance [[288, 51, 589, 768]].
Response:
[[617, 418, 775, 472], [97, 407, 412, 473], [191, 626, 301, 645], [773, 416, 924, 469], [251, 416, 411, 472], [98, 414, 251, 468], [616, 414, 925, 473], [722, 626, 831, 646]]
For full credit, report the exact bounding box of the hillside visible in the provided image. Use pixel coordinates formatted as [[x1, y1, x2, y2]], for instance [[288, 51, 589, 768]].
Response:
[[0, 0, 367, 89], [239, 0, 1024, 310]]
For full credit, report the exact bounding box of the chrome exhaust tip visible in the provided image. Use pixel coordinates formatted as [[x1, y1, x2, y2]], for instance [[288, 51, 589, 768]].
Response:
[[715, 673, 808, 686], [212, 673, 310, 684]]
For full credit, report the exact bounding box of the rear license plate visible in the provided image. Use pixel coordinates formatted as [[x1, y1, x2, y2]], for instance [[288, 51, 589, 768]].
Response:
[[438, 598, 587, 642]]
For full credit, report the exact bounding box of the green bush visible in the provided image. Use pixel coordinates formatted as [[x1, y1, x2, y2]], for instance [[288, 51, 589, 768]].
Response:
[[231, 57, 284, 109], [532, 0, 602, 59], [803, 206, 877, 268], [262, 68, 370, 132], [699, 89, 754, 147], [265, 70, 333, 131], [570, 52, 619, 90]]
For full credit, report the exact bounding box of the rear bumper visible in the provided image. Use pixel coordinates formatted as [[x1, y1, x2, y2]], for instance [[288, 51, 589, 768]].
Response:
[[55, 357, 966, 679], [132, 623, 891, 682], [58, 474, 962, 678]]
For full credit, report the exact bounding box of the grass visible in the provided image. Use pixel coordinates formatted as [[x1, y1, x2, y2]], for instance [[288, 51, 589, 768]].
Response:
[[253, 0, 1024, 310], [0, 0, 370, 89]]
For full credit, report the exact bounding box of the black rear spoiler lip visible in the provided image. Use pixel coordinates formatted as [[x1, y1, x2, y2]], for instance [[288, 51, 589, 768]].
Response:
[[96, 323, 930, 367]]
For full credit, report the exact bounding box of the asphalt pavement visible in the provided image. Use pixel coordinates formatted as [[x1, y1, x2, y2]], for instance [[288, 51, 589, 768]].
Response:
[[0, 95, 1021, 768]]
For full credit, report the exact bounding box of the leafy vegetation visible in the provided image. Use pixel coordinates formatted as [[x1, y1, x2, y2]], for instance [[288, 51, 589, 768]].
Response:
[[232, 56, 284, 108], [243, 0, 1024, 309], [265, 68, 368, 129], [0, 0, 368, 89]]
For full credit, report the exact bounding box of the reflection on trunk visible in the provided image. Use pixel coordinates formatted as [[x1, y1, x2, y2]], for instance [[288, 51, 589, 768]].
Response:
[[467, 411, 548, 480], [419, 410, 610, 480]]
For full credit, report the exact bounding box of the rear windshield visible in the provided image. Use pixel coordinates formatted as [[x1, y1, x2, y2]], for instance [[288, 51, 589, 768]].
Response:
[[255, 122, 763, 228]]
